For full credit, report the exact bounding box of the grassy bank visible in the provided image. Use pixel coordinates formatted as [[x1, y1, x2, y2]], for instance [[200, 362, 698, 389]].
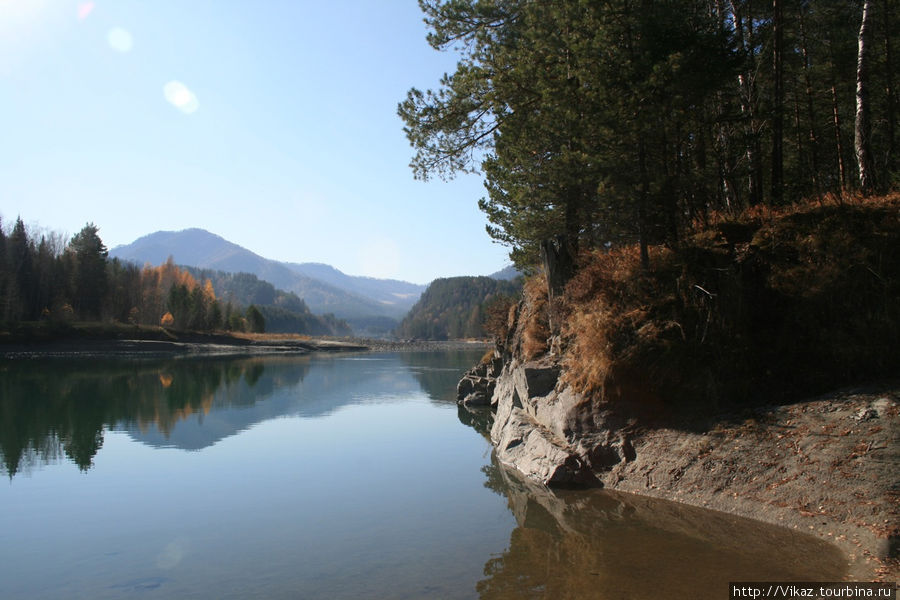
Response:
[[553, 193, 899, 411]]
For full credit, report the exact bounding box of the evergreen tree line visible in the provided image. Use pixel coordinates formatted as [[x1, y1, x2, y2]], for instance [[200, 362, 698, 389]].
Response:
[[397, 276, 521, 339], [183, 267, 353, 336], [401, 0, 899, 268], [0, 218, 266, 333]]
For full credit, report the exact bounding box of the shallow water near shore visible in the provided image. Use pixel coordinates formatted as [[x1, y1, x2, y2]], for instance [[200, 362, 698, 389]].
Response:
[[0, 350, 845, 599]]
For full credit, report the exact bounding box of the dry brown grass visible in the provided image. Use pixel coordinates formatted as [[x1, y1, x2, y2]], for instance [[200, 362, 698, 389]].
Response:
[[561, 245, 678, 397], [559, 192, 900, 408], [229, 332, 313, 342], [521, 274, 551, 360], [697, 190, 899, 230]]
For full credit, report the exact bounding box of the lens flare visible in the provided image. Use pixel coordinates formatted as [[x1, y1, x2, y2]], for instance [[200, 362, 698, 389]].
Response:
[[77, 2, 94, 20], [163, 81, 199, 114], [107, 27, 133, 52]]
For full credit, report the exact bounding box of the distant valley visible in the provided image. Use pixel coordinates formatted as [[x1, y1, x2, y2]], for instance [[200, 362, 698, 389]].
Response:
[[111, 228, 518, 336]]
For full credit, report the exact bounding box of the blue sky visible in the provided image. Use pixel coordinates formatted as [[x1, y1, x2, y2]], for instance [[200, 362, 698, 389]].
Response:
[[0, 0, 510, 284]]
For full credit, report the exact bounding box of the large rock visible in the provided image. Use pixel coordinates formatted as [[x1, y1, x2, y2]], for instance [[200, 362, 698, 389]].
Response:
[[492, 403, 592, 485], [456, 359, 499, 408], [489, 359, 611, 485], [481, 352, 635, 486], [455, 285, 636, 487]]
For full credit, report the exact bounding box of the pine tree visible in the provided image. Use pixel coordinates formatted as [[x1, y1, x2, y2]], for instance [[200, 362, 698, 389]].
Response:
[[67, 223, 108, 320], [246, 304, 265, 334], [402, 0, 735, 269]]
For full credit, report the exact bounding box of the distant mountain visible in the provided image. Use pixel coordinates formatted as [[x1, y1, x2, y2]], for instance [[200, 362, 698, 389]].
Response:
[[489, 265, 522, 281], [285, 262, 425, 311], [397, 276, 522, 340], [110, 228, 423, 322]]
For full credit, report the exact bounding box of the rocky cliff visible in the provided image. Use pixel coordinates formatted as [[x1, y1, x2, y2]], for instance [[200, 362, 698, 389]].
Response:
[[458, 289, 636, 486]]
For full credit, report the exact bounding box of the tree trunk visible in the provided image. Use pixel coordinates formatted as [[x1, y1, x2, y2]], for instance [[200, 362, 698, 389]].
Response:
[[798, 5, 821, 195], [729, 0, 763, 206], [713, 0, 738, 211], [541, 235, 575, 337], [794, 94, 805, 190], [638, 138, 650, 270], [771, 0, 784, 204], [883, 0, 897, 174], [855, 0, 876, 194], [828, 58, 848, 192]]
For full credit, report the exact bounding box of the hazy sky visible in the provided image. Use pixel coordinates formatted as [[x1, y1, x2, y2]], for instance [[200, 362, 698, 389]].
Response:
[[0, 0, 511, 284]]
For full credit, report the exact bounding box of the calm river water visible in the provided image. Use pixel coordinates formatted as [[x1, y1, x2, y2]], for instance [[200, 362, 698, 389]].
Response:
[[0, 350, 845, 599]]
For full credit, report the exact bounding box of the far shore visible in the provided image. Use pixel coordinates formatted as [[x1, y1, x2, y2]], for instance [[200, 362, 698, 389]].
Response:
[[0, 326, 491, 359]]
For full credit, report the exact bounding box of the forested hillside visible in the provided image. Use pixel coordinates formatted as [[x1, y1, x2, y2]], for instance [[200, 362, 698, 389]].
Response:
[[184, 267, 352, 336], [0, 219, 350, 336], [397, 276, 521, 340]]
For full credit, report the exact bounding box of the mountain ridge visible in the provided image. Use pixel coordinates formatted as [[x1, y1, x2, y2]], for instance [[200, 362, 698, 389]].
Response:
[[110, 228, 429, 325], [111, 228, 517, 331]]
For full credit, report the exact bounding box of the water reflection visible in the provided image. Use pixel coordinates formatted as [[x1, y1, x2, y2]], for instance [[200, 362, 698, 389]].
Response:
[[0, 349, 851, 597], [0, 358, 281, 475], [0, 350, 483, 477], [399, 348, 489, 404], [458, 404, 493, 440], [473, 452, 847, 599]]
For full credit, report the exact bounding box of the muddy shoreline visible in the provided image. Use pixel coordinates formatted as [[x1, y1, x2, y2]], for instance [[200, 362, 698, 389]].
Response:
[[473, 368, 899, 581], [597, 382, 899, 582], [0, 335, 490, 359]]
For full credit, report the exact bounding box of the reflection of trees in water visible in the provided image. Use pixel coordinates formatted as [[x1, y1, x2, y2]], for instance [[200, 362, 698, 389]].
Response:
[[1, 349, 483, 477], [457, 404, 493, 439], [0, 358, 310, 477], [399, 348, 486, 404], [473, 457, 847, 600]]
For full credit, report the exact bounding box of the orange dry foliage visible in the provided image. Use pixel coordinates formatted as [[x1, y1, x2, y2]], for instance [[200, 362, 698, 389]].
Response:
[[130, 257, 219, 327], [696, 189, 899, 230], [202, 279, 216, 301], [560, 192, 900, 406], [561, 245, 675, 396], [521, 274, 550, 360]]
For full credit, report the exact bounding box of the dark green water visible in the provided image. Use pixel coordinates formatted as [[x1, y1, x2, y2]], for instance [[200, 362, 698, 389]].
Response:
[[0, 351, 845, 599]]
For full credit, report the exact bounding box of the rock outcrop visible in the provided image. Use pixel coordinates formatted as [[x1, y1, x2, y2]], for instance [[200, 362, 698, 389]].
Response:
[[458, 296, 634, 487], [487, 354, 636, 486], [456, 355, 503, 408]]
